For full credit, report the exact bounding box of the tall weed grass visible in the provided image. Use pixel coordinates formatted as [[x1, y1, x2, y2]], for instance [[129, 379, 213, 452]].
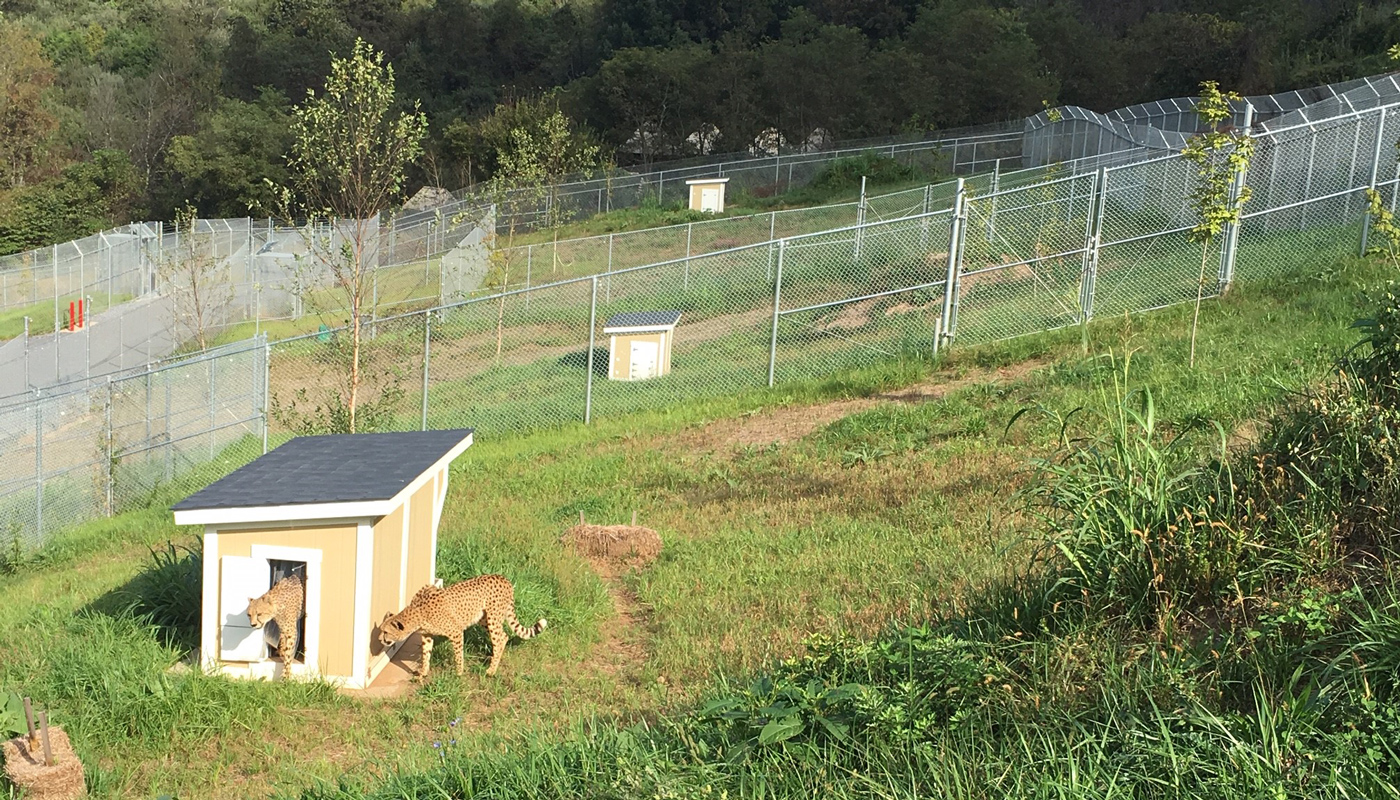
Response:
[[287, 283, 1400, 799]]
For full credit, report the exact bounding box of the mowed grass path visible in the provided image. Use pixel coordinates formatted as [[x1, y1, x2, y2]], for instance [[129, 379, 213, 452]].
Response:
[[0, 257, 1385, 798]]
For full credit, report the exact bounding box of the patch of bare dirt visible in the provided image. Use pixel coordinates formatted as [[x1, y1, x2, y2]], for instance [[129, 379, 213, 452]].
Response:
[[561, 518, 661, 683], [818, 298, 877, 331], [685, 357, 1049, 450]]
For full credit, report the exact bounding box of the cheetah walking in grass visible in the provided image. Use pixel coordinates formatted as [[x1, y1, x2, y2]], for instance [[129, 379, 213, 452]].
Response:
[[246, 575, 305, 668], [377, 575, 547, 677]]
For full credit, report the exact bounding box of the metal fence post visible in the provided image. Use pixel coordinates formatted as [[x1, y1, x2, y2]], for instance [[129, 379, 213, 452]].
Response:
[[1080, 168, 1108, 323], [854, 176, 867, 263], [421, 310, 431, 431], [52, 245, 59, 334], [684, 223, 692, 291], [262, 341, 271, 454], [585, 277, 598, 423], [105, 377, 114, 516], [23, 317, 29, 390], [1219, 102, 1255, 292], [1361, 106, 1389, 256], [525, 245, 533, 309], [34, 389, 43, 542], [987, 158, 1002, 244], [938, 179, 967, 351], [767, 240, 786, 387]]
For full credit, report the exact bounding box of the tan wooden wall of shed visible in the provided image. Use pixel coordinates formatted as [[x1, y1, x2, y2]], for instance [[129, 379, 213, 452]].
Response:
[[371, 506, 405, 640], [406, 476, 437, 596], [688, 183, 725, 210], [217, 525, 357, 679], [609, 331, 670, 380]]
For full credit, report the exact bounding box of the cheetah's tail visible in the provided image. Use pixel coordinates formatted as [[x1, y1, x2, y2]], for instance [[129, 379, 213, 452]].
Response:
[[507, 612, 548, 639]]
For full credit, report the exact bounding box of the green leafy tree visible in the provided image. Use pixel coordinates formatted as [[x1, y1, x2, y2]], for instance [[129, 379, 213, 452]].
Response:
[[0, 150, 141, 255], [0, 20, 58, 189], [480, 107, 600, 360], [1181, 81, 1253, 368], [165, 89, 293, 217], [277, 38, 427, 433]]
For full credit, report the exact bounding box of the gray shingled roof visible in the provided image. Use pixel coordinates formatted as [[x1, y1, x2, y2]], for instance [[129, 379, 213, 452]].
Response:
[[603, 310, 682, 329], [171, 429, 474, 511]]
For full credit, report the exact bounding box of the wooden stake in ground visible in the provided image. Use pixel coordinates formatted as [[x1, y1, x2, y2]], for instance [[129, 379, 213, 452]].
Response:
[[632, 510, 638, 526], [39, 711, 54, 766], [23, 696, 36, 749]]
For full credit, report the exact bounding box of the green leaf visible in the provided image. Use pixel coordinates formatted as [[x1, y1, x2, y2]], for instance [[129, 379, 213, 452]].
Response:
[[0, 692, 25, 738], [758, 714, 805, 745]]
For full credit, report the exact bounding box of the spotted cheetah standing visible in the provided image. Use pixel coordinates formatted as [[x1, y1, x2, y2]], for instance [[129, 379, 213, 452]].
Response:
[[246, 575, 305, 667], [378, 574, 547, 677]]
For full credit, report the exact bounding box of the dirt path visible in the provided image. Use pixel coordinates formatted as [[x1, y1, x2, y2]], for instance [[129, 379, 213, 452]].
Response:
[[684, 357, 1049, 450]]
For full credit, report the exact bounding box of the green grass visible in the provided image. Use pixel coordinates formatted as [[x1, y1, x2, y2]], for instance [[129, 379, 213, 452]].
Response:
[[0, 248, 1386, 798], [285, 255, 1400, 800], [0, 293, 132, 340]]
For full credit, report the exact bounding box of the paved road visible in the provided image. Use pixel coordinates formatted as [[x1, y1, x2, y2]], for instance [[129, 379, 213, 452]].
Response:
[[0, 293, 176, 398]]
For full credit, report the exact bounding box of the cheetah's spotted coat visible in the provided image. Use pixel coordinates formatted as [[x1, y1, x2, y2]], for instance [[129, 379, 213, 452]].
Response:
[[377, 575, 547, 677], [246, 575, 305, 667]]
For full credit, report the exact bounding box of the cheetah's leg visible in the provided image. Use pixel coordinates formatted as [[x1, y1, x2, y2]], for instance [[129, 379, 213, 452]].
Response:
[[276, 623, 298, 668], [416, 635, 434, 678], [485, 611, 508, 676], [447, 632, 466, 675]]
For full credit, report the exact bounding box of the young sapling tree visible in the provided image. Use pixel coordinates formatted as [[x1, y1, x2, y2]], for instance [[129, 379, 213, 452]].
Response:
[[1182, 81, 1254, 368]]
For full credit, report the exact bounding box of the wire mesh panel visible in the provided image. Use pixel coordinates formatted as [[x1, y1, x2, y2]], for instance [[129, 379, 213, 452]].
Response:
[[1092, 230, 1213, 319], [954, 174, 1096, 344], [589, 245, 774, 421], [1237, 193, 1365, 282], [0, 337, 265, 548], [109, 343, 266, 513], [425, 279, 595, 436], [773, 214, 952, 384]]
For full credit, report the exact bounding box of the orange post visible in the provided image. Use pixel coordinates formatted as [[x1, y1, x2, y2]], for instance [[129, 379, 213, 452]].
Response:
[[68, 302, 74, 332], [77, 299, 84, 329]]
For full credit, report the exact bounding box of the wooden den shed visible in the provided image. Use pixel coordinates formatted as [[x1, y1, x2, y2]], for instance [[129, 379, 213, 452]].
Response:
[[604, 311, 681, 381], [171, 429, 474, 689], [685, 177, 729, 213]]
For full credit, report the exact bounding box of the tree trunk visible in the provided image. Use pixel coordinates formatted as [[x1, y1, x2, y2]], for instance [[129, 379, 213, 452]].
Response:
[[350, 299, 361, 434], [349, 232, 363, 434], [1189, 243, 1208, 368], [495, 294, 505, 362]]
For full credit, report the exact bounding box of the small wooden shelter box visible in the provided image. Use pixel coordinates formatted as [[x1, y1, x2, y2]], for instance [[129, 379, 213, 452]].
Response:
[[604, 311, 681, 381], [685, 177, 728, 213], [171, 429, 474, 689]]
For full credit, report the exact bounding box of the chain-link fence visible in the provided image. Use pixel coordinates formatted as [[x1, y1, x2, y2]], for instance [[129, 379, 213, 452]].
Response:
[[260, 97, 1400, 450], [1, 336, 267, 548], [15, 78, 1400, 551]]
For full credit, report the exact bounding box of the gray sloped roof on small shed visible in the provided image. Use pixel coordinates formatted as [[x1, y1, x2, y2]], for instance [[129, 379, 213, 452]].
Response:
[[603, 310, 683, 330], [171, 429, 474, 511]]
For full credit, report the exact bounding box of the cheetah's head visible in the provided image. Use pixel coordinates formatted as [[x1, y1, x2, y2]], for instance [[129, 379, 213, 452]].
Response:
[[378, 611, 413, 647], [247, 595, 276, 628]]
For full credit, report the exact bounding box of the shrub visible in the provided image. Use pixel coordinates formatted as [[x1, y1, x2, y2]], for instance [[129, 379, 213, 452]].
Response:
[[808, 153, 922, 194], [124, 540, 202, 650], [1251, 283, 1400, 560], [1017, 353, 1246, 620]]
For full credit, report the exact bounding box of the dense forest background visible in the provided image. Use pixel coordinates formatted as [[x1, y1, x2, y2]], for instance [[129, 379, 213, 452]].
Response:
[[0, 0, 1396, 253]]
